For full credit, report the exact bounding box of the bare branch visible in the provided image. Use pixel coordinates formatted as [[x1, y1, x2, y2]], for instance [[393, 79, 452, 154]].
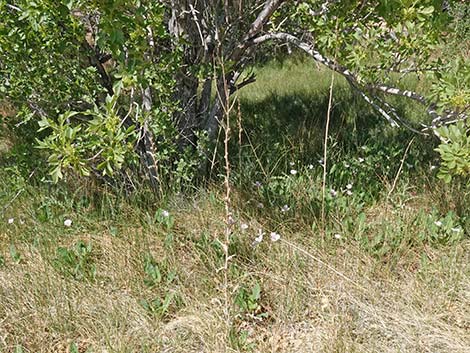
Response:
[[231, 0, 285, 62], [347, 79, 400, 128], [369, 85, 429, 105], [230, 72, 256, 94], [369, 84, 469, 128], [307, 0, 340, 17], [252, 32, 356, 81], [252, 31, 469, 132], [246, 0, 285, 40], [6, 3, 22, 11]]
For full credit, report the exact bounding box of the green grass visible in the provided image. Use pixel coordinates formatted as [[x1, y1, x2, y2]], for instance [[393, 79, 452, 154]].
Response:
[[0, 60, 469, 352]]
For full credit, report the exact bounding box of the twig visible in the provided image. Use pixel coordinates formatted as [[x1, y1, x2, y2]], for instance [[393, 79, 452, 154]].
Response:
[[387, 137, 414, 200], [321, 22, 338, 236], [321, 70, 335, 234]]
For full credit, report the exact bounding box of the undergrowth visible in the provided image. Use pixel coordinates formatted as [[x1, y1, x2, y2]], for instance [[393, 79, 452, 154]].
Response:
[[0, 59, 469, 352]]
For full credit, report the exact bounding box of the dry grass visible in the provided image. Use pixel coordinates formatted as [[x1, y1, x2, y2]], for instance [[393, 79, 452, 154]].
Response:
[[0, 189, 468, 353]]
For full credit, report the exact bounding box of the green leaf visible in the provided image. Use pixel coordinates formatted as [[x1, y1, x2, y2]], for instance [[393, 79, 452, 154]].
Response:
[[250, 282, 261, 301], [419, 6, 435, 16], [50, 165, 63, 183]]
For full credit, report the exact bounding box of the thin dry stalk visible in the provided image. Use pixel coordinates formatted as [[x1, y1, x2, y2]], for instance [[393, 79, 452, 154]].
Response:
[[321, 71, 335, 233], [215, 57, 238, 345], [387, 137, 415, 200], [237, 98, 242, 172]]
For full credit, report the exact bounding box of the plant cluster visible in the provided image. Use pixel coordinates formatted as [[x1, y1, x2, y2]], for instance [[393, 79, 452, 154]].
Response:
[[0, 0, 469, 193]]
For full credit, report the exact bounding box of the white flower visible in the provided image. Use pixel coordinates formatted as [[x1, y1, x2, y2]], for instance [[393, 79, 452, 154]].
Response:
[[161, 210, 170, 218], [358, 157, 365, 163], [434, 220, 442, 227], [254, 181, 262, 188], [270, 232, 281, 242], [308, 164, 314, 170], [290, 169, 297, 175], [7, 218, 14, 224], [240, 223, 249, 231], [281, 205, 290, 213], [361, 146, 367, 150], [64, 219, 72, 227], [346, 190, 353, 196], [257, 202, 264, 209], [430, 165, 437, 171], [253, 229, 264, 244], [19, 219, 25, 225], [451, 227, 461, 233], [334, 233, 341, 239], [346, 183, 353, 190], [330, 189, 337, 197], [289, 161, 295, 166], [318, 159, 324, 165], [344, 163, 350, 168]]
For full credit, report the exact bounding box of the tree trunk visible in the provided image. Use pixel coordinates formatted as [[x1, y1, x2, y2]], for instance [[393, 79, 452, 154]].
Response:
[[173, 72, 199, 149]]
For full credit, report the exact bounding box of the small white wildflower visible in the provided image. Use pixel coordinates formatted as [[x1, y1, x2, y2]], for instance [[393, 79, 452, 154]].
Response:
[[254, 181, 262, 188], [290, 169, 297, 175], [270, 232, 281, 242], [289, 161, 295, 166], [161, 210, 170, 218], [358, 157, 365, 163], [257, 202, 264, 209], [281, 204, 290, 213], [330, 189, 338, 197], [253, 229, 264, 244], [334, 233, 342, 239], [240, 223, 249, 231], [430, 165, 437, 171], [346, 183, 353, 190], [64, 219, 72, 227], [361, 145, 367, 150], [346, 190, 353, 196], [308, 164, 314, 170], [227, 215, 235, 225], [434, 220, 442, 227], [19, 219, 25, 225], [451, 227, 461, 233], [318, 158, 324, 165], [7, 218, 14, 224], [344, 163, 350, 168]]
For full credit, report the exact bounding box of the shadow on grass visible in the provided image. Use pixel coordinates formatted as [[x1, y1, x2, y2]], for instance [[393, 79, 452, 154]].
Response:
[[235, 84, 432, 175]]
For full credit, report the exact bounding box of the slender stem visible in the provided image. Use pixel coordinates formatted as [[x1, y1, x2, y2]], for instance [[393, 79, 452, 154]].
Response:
[[387, 137, 414, 200], [216, 56, 235, 343], [321, 70, 335, 235]]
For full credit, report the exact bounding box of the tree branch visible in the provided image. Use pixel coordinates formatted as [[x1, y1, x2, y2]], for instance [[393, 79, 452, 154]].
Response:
[[252, 31, 469, 132], [230, 72, 256, 94], [307, 0, 340, 17], [246, 0, 285, 40], [230, 0, 285, 62]]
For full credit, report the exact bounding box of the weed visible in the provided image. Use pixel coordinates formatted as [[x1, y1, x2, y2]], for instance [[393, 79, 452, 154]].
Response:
[[234, 281, 268, 320], [9, 244, 21, 264], [52, 241, 96, 281]]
